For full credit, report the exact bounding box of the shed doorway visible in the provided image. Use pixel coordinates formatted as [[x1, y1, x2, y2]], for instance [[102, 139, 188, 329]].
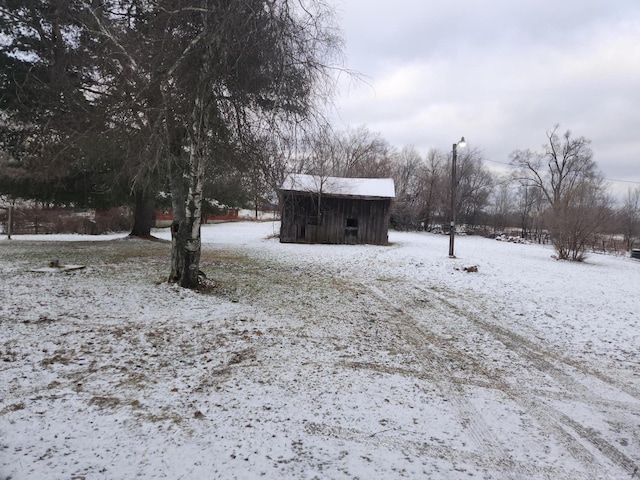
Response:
[[345, 218, 358, 244]]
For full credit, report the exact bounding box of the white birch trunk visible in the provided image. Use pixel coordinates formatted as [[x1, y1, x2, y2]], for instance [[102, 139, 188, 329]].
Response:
[[181, 139, 205, 288], [169, 87, 208, 288]]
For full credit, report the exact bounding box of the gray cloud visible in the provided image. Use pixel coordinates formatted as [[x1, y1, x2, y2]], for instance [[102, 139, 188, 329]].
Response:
[[332, 0, 640, 192]]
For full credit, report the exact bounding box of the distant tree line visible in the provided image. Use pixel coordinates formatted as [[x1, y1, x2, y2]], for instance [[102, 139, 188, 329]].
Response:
[[286, 123, 639, 261]]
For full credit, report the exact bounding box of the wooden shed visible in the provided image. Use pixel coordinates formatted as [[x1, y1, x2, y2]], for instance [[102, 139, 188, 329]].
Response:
[[279, 173, 395, 245]]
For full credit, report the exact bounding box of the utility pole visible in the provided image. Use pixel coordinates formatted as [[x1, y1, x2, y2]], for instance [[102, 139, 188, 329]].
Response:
[[449, 137, 466, 257]]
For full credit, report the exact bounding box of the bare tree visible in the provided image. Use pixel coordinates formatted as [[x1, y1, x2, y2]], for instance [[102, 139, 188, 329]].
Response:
[[489, 177, 515, 235], [510, 125, 613, 260], [619, 187, 640, 251], [298, 125, 394, 179], [419, 149, 446, 230], [81, 0, 343, 287], [337, 126, 394, 178], [553, 175, 614, 259], [513, 181, 546, 241], [448, 147, 494, 232], [390, 146, 423, 229], [391, 145, 495, 233]]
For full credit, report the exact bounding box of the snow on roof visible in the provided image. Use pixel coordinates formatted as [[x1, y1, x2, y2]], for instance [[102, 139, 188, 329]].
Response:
[[281, 173, 395, 199]]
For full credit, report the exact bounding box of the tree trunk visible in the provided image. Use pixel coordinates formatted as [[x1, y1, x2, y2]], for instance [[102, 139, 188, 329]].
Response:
[[168, 158, 188, 285], [130, 188, 155, 237], [169, 140, 205, 289], [6, 203, 12, 239]]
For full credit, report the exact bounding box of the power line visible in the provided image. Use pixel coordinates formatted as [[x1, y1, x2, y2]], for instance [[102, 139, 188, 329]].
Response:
[[605, 177, 640, 185], [484, 159, 640, 185], [485, 159, 512, 166]]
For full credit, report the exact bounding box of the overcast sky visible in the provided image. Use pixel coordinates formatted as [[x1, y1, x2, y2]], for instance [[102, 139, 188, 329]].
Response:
[[331, 0, 640, 194]]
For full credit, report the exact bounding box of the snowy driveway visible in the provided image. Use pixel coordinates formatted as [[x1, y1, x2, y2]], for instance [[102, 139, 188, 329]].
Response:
[[1, 222, 639, 479]]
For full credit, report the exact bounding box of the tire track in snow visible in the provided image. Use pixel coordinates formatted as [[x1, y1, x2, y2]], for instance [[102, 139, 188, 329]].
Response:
[[429, 286, 640, 402], [365, 279, 638, 477], [418, 285, 640, 476], [360, 282, 534, 480], [303, 421, 590, 480], [219, 242, 639, 477], [416, 284, 640, 415]]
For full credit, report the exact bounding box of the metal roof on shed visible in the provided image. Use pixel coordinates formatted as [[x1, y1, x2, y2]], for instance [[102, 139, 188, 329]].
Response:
[[281, 173, 395, 199]]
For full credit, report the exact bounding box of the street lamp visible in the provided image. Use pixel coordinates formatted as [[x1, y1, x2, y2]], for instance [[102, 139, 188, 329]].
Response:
[[449, 136, 466, 257]]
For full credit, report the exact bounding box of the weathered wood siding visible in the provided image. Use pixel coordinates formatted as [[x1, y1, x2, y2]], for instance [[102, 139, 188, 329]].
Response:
[[280, 192, 391, 245]]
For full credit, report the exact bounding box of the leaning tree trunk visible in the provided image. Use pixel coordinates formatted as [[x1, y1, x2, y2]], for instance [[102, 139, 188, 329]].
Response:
[[130, 188, 155, 237]]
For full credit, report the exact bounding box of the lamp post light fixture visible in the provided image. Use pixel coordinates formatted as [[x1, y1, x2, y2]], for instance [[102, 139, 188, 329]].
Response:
[[449, 136, 466, 258]]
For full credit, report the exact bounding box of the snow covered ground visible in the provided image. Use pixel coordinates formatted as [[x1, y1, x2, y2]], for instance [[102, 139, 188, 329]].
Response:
[[1, 222, 639, 479]]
